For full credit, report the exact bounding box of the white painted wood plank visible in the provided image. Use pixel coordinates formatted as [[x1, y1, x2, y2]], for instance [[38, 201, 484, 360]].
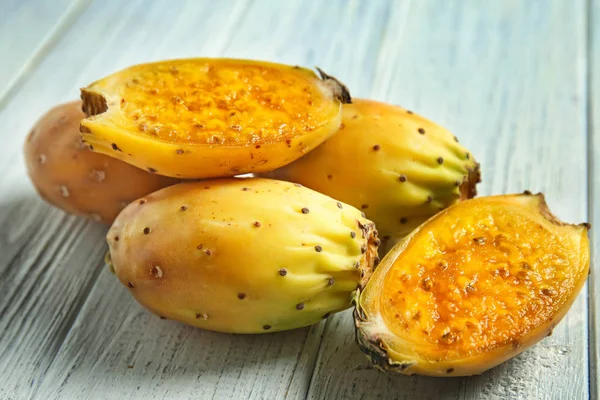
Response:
[[306, 1, 590, 399], [0, 0, 392, 399], [589, 0, 599, 397], [0, 0, 89, 105]]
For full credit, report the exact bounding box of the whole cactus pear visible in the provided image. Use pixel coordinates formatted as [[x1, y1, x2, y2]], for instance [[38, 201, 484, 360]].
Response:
[[24, 100, 178, 224], [107, 178, 378, 333], [263, 99, 480, 253]]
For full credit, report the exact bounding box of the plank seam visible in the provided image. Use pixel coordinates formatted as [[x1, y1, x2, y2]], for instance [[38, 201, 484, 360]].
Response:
[[587, 0, 597, 397], [0, 0, 92, 112]]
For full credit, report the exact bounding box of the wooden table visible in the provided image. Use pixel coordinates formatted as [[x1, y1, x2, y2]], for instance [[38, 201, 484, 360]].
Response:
[[1, 0, 597, 399]]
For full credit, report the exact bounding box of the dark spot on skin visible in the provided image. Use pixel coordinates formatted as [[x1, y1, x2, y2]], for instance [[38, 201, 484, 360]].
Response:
[[238, 293, 246, 300], [337, 202, 343, 209], [473, 237, 486, 244], [400, 217, 407, 224], [176, 149, 184, 154], [339, 123, 345, 129], [399, 175, 407, 182], [204, 249, 212, 256], [466, 153, 470, 159], [127, 282, 135, 288], [447, 368, 454, 374], [263, 325, 271, 330], [361, 246, 366, 254], [255, 145, 261, 149], [327, 174, 333, 180], [350, 231, 356, 238], [139, 199, 146, 205], [147, 167, 157, 173], [114, 236, 119, 241], [407, 110, 414, 114], [437, 157, 444, 164], [373, 145, 380, 151], [143, 227, 151, 234], [197, 244, 203, 250], [315, 245, 323, 252], [286, 139, 292, 147], [278, 268, 288, 276], [301, 207, 310, 214], [512, 341, 521, 350], [418, 128, 425, 134], [180, 205, 188, 211], [426, 196, 433, 203], [327, 278, 335, 286], [253, 221, 261, 227], [242, 187, 250, 191], [354, 261, 360, 269], [204, 186, 210, 189], [296, 303, 304, 310], [322, 312, 331, 319], [454, 136, 459, 142], [523, 190, 532, 195], [111, 143, 121, 151], [88, 145, 94, 151]]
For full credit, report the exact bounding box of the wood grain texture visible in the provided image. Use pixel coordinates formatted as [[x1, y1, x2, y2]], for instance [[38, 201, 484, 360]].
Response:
[[0, 0, 89, 108], [589, 0, 599, 398], [0, 0, 593, 399], [306, 1, 590, 399]]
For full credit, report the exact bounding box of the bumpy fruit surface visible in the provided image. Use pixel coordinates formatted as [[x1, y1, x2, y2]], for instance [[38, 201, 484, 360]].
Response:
[[264, 99, 480, 252], [107, 178, 378, 333], [354, 193, 589, 376], [80, 59, 351, 179], [24, 101, 178, 224]]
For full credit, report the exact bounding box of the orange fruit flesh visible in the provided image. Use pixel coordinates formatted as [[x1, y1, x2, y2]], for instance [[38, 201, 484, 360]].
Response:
[[95, 60, 335, 145], [381, 202, 582, 361]]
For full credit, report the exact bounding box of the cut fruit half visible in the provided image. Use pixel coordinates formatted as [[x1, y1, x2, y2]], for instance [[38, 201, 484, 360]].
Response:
[[80, 58, 350, 179], [354, 193, 589, 376]]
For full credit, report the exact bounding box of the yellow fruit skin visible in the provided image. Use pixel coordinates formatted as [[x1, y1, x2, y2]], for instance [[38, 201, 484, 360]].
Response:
[[107, 178, 378, 333], [23, 101, 179, 224], [354, 193, 590, 377], [80, 58, 348, 179], [263, 99, 480, 252]]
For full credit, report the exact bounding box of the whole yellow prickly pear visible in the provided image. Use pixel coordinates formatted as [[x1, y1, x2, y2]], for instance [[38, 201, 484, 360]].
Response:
[[262, 99, 480, 253], [107, 178, 378, 333]]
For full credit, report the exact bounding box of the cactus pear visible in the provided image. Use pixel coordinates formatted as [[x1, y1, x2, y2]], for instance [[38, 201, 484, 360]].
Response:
[[80, 59, 351, 179], [107, 178, 378, 333], [24, 100, 179, 224], [354, 193, 590, 376], [263, 99, 480, 252]]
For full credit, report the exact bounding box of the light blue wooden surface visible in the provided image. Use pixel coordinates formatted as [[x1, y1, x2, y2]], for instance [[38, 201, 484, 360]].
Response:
[[0, 0, 596, 399]]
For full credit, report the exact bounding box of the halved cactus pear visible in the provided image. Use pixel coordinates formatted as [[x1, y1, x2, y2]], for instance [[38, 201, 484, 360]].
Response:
[[107, 178, 378, 333], [24, 100, 178, 224], [354, 193, 589, 376], [80, 59, 350, 179], [262, 99, 480, 253]]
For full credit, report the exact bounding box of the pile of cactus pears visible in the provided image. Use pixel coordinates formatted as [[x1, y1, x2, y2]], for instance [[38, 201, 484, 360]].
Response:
[[24, 58, 589, 377]]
